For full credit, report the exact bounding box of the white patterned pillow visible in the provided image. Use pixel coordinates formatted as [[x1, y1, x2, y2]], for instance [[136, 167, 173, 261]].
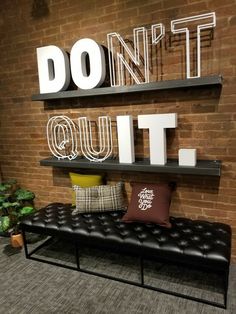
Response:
[[72, 182, 126, 214]]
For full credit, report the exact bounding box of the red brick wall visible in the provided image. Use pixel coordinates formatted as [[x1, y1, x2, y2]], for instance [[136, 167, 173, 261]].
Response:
[[0, 0, 236, 260]]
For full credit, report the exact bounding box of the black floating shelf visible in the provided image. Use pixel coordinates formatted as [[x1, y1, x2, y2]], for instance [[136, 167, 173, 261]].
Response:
[[32, 75, 222, 101], [40, 157, 221, 176]]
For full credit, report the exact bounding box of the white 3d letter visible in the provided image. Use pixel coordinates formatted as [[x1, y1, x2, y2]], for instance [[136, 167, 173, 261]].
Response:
[[171, 12, 216, 78], [107, 24, 165, 87], [151, 23, 165, 44], [70, 38, 106, 90], [116, 116, 135, 164], [78, 116, 113, 162], [36, 45, 70, 93], [47, 115, 78, 160], [138, 114, 177, 165], [107, 27, 149, 87]]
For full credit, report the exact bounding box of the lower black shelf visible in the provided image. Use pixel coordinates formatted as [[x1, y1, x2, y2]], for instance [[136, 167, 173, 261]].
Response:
[[39, 157, 221, 176]]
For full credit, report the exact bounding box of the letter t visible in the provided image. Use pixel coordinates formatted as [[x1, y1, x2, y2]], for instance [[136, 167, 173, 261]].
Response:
[[138, 113, 177, 165]]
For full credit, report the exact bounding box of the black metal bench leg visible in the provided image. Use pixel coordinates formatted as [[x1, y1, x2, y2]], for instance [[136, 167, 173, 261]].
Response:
[[75, 243, 80, 270], [22, 229, 29, 258], [224, 269, 229, 309], [140, 257, 144, 286]]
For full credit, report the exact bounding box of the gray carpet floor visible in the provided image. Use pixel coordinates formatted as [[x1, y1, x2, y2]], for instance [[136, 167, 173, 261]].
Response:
[[0, 235, 235, 314]]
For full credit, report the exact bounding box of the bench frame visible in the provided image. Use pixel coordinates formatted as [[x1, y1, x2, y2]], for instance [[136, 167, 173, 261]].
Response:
[[21, 229, 229, 309]]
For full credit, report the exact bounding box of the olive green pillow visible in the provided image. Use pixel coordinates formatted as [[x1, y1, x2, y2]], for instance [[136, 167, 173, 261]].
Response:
[[69, 172, 103, 205]]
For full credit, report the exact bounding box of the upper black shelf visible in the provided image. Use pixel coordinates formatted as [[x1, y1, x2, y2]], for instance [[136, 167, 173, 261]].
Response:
[[32, 75, 222, 101], [40, 157, 221, 176]]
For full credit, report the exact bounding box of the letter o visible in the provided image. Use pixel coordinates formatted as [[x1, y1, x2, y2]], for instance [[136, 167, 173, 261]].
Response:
[[70, 38, 106, 90]]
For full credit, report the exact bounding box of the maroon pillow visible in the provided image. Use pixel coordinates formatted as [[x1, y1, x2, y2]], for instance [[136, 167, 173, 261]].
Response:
[[122, 182, 172, 228]]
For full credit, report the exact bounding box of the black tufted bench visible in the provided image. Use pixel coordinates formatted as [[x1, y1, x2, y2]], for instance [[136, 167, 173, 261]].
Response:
[[21, 203, 231, 309]]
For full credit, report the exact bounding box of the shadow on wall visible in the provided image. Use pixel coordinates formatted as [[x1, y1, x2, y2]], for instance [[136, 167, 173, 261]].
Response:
[[31, 0, 49, 19], [51, 167, 221, 197], [43, 84, 222, 111]]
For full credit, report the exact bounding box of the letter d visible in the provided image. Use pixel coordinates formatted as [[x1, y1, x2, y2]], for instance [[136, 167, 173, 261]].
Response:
[[36, 45, 70, 93]]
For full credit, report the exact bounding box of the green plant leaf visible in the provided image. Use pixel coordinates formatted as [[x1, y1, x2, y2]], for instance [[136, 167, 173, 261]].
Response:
[[0, 184, 11, 192], [0, 195, 7, 203], [2, 201, 19, 208], [5, 179, 17, 185], [11, 210, 18, 216], [14, 189, 35, 201], [0, 216, 10, 232], [19, 206, 35, 215]]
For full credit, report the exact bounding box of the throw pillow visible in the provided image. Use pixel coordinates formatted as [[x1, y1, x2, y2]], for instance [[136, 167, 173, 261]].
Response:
[[122, 182, 173, 228], [72, 182, 126, 214], [69, 172, 103, 205]]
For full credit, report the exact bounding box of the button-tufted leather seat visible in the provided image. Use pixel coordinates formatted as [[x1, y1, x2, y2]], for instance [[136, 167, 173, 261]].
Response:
[[21, 203, 231, 271]]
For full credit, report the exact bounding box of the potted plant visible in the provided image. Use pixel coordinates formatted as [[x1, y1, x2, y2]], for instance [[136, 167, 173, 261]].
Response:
[[10, 205, 35, 248], [0, 179, 36, 247], [10, 188, 35, 248], [0, 179, 18, 236]]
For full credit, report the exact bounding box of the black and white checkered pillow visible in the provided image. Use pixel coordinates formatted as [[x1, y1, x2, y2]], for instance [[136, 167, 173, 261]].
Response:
[[72, 182, 126, 214]]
